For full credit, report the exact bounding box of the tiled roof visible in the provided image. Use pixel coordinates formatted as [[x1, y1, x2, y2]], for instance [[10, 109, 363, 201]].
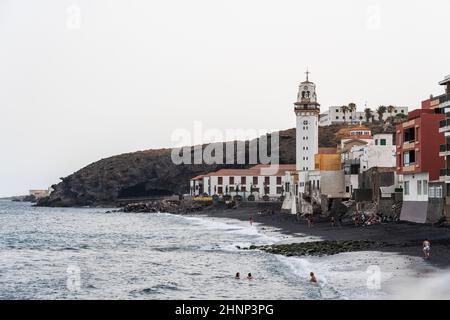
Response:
[[199, 164, 297, 178]]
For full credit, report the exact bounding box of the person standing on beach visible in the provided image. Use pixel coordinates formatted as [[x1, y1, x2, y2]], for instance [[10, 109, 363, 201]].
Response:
[[423, 239, 431, 259], [249, 216, 253, 226], [330, 216, 335, 228], [306, 214, 314, 228]]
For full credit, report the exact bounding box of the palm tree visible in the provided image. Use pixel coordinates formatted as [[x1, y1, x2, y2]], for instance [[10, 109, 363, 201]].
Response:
[[340, 105, 349, 123], [348, 103, 357, 124], [387, 105, 396, 122], [376, 105, 387, 122], [364, 108, 373, 123]]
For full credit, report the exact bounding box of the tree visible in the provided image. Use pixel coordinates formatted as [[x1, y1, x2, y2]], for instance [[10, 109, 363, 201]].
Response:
[[340, 105, 350, 123], [364, 108, 373, 123], [348, 103, 357, 124], [376, 105, 387, 122], [387, 105, 395, 118]]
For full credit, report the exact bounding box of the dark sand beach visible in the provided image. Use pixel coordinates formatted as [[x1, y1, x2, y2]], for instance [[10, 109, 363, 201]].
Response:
[[198, 206, 450, 269]]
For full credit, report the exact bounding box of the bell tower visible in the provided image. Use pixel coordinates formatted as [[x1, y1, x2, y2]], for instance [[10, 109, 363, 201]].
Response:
[[295, 70, 320, 172]]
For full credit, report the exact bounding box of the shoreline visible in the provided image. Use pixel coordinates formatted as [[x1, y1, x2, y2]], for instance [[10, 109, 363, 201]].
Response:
[[190, 206, 450, 270]]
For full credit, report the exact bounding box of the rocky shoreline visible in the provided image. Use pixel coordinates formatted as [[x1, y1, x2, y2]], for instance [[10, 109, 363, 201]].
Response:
[[120, 200, 209, 215], [246, 240, 392, 257]]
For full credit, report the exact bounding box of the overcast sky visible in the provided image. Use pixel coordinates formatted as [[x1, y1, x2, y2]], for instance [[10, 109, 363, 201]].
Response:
[[1, 0, 450, 197]]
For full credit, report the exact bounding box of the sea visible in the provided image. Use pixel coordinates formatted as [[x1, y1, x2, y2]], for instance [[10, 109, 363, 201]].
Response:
[[0, 200, 429, 300]]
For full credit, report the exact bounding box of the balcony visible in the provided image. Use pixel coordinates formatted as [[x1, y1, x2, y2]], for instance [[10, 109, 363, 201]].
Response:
[[402, 141, 416, 149], [440, 144, 450, 157], [439, 119, 450, 133], [440, 168, 450, 182], [402, 164, 417, 172]]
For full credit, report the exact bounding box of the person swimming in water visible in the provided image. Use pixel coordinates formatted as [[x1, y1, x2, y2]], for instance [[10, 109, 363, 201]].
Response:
[[310, 272, 317, 283], [235, 272, 240, 279], [247, 273, 253, 280]]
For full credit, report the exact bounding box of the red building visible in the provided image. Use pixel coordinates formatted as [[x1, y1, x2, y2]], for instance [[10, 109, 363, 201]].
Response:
[[396, 107, 445, 223], [396, 109, 445, 180]]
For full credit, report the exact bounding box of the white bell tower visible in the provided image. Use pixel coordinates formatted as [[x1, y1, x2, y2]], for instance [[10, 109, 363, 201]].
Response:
[[295, 70, 320, 172]]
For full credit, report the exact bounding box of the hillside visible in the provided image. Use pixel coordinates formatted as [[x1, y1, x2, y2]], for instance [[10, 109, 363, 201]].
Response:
[[37, 123, 393, 207]]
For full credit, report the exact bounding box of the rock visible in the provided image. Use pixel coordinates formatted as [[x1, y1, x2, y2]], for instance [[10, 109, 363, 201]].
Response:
[[252, 240, 389, 257]]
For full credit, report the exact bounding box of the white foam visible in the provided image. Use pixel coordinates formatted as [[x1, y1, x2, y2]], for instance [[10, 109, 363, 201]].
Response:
[[179, 215, 280, 243]]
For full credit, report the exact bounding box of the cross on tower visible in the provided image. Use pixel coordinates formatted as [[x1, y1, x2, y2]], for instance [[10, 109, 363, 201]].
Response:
[[305, 69, 310, 82]]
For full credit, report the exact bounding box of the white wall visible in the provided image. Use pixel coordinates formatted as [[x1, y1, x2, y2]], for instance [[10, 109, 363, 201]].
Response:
[[204, 175, 286, 198], [320, 170, 345, 198], [403, 172, 429, 202], [367, 145, 396, 169]]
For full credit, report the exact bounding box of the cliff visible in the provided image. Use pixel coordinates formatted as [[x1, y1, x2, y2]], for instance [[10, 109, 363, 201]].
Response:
[[37, 123, 390, 207]]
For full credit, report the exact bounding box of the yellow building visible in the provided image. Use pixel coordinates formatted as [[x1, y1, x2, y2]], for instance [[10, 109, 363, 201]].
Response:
[[315, 148, 341, 171]]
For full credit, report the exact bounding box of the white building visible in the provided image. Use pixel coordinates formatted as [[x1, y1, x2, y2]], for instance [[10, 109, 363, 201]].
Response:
[[29, 189, 51, 199], [319, 106, 408, 126], [341, 130, 396, 198], [190, 165, 296, 200]]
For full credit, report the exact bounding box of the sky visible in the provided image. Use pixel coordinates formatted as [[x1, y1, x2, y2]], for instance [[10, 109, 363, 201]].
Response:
[[1, 0, 450, 197]]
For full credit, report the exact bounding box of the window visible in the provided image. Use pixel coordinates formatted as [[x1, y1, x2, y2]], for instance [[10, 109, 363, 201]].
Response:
[[404, 127, 415, 143], [229, 186, 235, 192], [241, 186, 246, 192], [218, 177, 223, 185], [401, 110, 405, 113], [317, 180, 320, 190], [346, 186, 350, 193], [375, 139, 378, 145], [303, 120, 308, 125], [336, 116, 339, 120], [429, 186, 436, 198], [380, 139, 386, 146], [436, 186, 442, 198], [336, 109, 339, 113], [253, 176, 258, 185], [264, 177, 270, 185], [218, 186, 223, 194], [417, 180, 422, 195], [276, 177, 282, 185], [312, 180, 316, 189], [264, 187, 270, 195], [276, 187, 283, 194], [404, 181, 410, 195], [416, 127, 420, 142], [403, 150, 415, 166], [229, 177, 234, 185], [423, 180, 428, 196], [241, 177, 246, 184]]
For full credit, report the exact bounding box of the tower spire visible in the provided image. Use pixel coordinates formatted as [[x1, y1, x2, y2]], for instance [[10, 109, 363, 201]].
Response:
[[305, 68, 310, 82]]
